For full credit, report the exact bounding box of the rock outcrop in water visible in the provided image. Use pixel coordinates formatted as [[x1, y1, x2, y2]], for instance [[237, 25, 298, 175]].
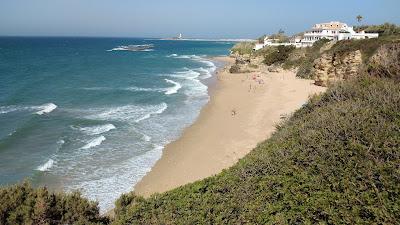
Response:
[[313, 50, 363, 86]]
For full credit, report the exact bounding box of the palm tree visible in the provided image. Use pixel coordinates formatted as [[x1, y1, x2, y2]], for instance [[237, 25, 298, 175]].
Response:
[[356, 15, 363, 31], [356, 15, 363, 23]]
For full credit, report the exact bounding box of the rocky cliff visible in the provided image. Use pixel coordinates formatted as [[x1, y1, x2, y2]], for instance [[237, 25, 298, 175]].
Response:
[[313, 50, 363, 87]]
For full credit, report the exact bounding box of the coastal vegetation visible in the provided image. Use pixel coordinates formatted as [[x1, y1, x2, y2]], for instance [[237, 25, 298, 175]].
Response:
[[0, 182, 108, 225], [282, 39, 330, 77], [231, 42, 254, 55], [263, 45, 295, 66], [355, 23, 400, 36]]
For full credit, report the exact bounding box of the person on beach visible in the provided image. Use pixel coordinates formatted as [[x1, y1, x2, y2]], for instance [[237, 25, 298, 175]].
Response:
[[231, 109, 236, 116]]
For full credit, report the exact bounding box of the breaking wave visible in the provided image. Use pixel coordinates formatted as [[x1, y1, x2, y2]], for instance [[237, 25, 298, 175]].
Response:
[[84, 102, 168, 123], [78, 124, 116, 136], [134, 103, 168, 122], [36, 159, 55, 172], [167, 54, 217, 80], [164, 79, 182, 95], [1, 103, 58, 115], [0, 106, 21, 114], [81, 136, 106, 150], [35, 103, 58, 115]]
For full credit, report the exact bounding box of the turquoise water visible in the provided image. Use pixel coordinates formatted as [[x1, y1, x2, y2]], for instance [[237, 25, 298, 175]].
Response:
[[0, 37, 233, 211]]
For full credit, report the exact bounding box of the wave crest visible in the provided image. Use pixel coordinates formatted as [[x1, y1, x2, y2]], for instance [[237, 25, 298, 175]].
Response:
[[36, 159, 55, 172], [134, 103, 168, 122], [35, 103, 58, 115], [84, 102, 168, 123], [81, 136, 106, 150], [79, 124, 116, 135], [164, 79, 182, 95]]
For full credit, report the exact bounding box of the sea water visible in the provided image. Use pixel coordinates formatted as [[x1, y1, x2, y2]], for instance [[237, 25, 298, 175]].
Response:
[[0, 37, 233, 211]]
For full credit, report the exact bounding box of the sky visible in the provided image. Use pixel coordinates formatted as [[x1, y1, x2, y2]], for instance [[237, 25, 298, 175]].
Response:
[[0, 0, 399, 38]]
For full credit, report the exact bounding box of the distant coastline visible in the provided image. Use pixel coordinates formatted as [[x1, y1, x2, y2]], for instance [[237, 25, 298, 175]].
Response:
[[157, 38, 256, 42]]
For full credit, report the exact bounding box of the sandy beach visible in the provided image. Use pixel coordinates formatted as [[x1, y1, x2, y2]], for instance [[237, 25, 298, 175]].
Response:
[[134, 56, 326, 197]]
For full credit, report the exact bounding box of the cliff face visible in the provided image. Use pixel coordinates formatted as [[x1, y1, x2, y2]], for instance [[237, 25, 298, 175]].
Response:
[[313, 50, 363, 87]]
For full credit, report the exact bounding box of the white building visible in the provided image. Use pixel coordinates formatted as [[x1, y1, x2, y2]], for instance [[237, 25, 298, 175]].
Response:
[[253, 21, 379, 50], [253, 37, 297, 50], [301, 21, 379, 47]]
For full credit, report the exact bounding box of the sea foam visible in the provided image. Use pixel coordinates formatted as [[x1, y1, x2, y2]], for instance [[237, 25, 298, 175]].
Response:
[[36, 159, 55, 172], [79, 124, 116, 135], [35, 103, 58, 115], [134, 103, 168, 122], [167, 54, 178, 57], [0, 106, 20, 114], [164, 79, 182, 95], [85, 102, 168, 123], [81, 136, 106, 150]]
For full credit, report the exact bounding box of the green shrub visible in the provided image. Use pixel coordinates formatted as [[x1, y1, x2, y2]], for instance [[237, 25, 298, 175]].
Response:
[[282, 39, 330, 78], [253, 45, 276, 57], [367, 43, 400, 80], [112, 76, 400, 224], [231, 42, 254, 55], [328, 37, 400, 63], [296, 60, 314, 78], [229, 64, 242, 73], [269, 32, 290, 43], [264, 45, 295, 65], [356, 23, 400, 36], [0, 182, 108, 225]]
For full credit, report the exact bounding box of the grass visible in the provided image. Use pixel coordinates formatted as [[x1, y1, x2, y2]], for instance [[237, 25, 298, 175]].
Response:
[[112, 76, 400, 224]]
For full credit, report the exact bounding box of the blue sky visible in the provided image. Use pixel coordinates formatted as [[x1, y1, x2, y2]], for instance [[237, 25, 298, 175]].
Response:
[[0, 0, 399, 38]]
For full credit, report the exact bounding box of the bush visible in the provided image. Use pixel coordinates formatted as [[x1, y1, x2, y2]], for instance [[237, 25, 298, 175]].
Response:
[[296, 60, 314, 78], [248, 64, 259, 69], [282, 39, 330, 78], [253, 45, 276, 57], [229, 64, 242, 73], [112, 76, 400, 224], [0, 182, 108, 225], [356, 23, 400, 36], [231, 42, 254, 55], [367, 43, 400, 80], [328, 37, 400, 63], [263, 45, 295, 65]]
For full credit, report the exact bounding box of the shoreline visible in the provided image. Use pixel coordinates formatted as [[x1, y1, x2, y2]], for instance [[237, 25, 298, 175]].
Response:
[[133, 56, 326, 197]]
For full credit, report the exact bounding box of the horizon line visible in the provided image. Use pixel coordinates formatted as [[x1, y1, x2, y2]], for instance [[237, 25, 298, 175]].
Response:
[[0, 35, 254, 40]]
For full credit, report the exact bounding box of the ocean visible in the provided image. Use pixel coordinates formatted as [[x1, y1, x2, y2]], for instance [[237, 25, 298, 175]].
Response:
[[0, 37, 233, 211]]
